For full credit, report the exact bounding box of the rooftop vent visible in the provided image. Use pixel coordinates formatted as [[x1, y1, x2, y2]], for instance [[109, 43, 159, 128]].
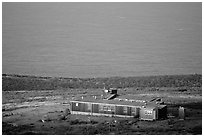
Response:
[[103, 88, 117, 94], [107, 94, 117, 100]]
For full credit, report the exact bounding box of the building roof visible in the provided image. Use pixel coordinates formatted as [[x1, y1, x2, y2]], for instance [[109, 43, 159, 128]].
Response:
[[70, 95, 165, 108], [117, 94, 156, 102]]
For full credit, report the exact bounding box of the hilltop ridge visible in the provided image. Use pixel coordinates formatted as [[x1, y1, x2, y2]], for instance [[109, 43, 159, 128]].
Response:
[[2, 74, 201, 91]]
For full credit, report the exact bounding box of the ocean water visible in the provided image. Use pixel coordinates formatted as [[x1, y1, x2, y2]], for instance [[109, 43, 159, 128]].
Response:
[[2, 3, 202, 78]]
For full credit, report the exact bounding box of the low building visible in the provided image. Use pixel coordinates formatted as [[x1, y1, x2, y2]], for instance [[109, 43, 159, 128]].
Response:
[[69, 89, 167, 121]]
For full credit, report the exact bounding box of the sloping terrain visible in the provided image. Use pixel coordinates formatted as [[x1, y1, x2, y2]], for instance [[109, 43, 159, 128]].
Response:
[[2, 74, 201, 91], [2, 74, 202, 135]]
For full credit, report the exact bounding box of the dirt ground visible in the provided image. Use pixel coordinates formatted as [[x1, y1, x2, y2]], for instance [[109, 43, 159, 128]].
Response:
[[2, 87, 202, 135]]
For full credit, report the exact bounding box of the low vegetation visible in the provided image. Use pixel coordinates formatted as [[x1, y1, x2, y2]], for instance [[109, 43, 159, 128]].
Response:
[[2, 74, 201, 91], [2, 74, 202, 135]]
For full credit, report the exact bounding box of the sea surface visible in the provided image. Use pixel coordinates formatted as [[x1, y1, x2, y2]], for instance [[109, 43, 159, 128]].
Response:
[[2, 3, 202, 78]]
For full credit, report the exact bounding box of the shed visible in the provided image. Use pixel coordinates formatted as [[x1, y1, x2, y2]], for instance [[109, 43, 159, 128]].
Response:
[[140, 106, 158, 121], [178, 106, 185, 120]]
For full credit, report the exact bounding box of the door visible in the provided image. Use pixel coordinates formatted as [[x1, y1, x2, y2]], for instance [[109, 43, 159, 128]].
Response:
[[127, 107, 131, 116]]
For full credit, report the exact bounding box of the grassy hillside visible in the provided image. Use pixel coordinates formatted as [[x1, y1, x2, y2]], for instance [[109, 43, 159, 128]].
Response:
[[2, 74, 201, 91]]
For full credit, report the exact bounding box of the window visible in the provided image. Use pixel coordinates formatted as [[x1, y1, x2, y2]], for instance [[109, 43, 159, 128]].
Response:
[[107, 106, 112, 111], [99, 105, 103, 111], [111, 106, 115, 112], [76, 103, 78, 106], [103, 106, 108, 111], [131, 107, 136, 115], [145, 110, 152, 115], [123, 106, 128, 114], [103, 106, 112, 111]]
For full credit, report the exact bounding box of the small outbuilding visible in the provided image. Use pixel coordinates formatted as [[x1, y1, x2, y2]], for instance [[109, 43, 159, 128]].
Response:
[[140, 105, 167, 120], [178, 106, 185, 120]]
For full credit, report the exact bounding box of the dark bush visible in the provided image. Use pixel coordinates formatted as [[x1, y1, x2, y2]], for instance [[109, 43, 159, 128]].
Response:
[[69, 119, 80, 125], [69, 119, 97, 125], [90, 120, 98, 124], [2, 122, 34, 135], [188, 125, 202, 135]]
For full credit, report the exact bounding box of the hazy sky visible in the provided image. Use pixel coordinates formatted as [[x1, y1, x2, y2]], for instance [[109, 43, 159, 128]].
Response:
[[2, 3, 202, 77]]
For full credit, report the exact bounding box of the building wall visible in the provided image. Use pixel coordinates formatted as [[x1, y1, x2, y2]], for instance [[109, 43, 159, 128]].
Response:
[[71, 102, 91, 113], [131, 107, 140, 118], [99, 104, 115, 114], [70, 101, 163, 120], [127, 107, 132, 116], [92, 103, 99, 113], [115, 105, 124, 115], [158, 106, 167, 119], [71, 111, 135, 118], [140, 107, 157, 120], [71, 101, 141, 117]]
